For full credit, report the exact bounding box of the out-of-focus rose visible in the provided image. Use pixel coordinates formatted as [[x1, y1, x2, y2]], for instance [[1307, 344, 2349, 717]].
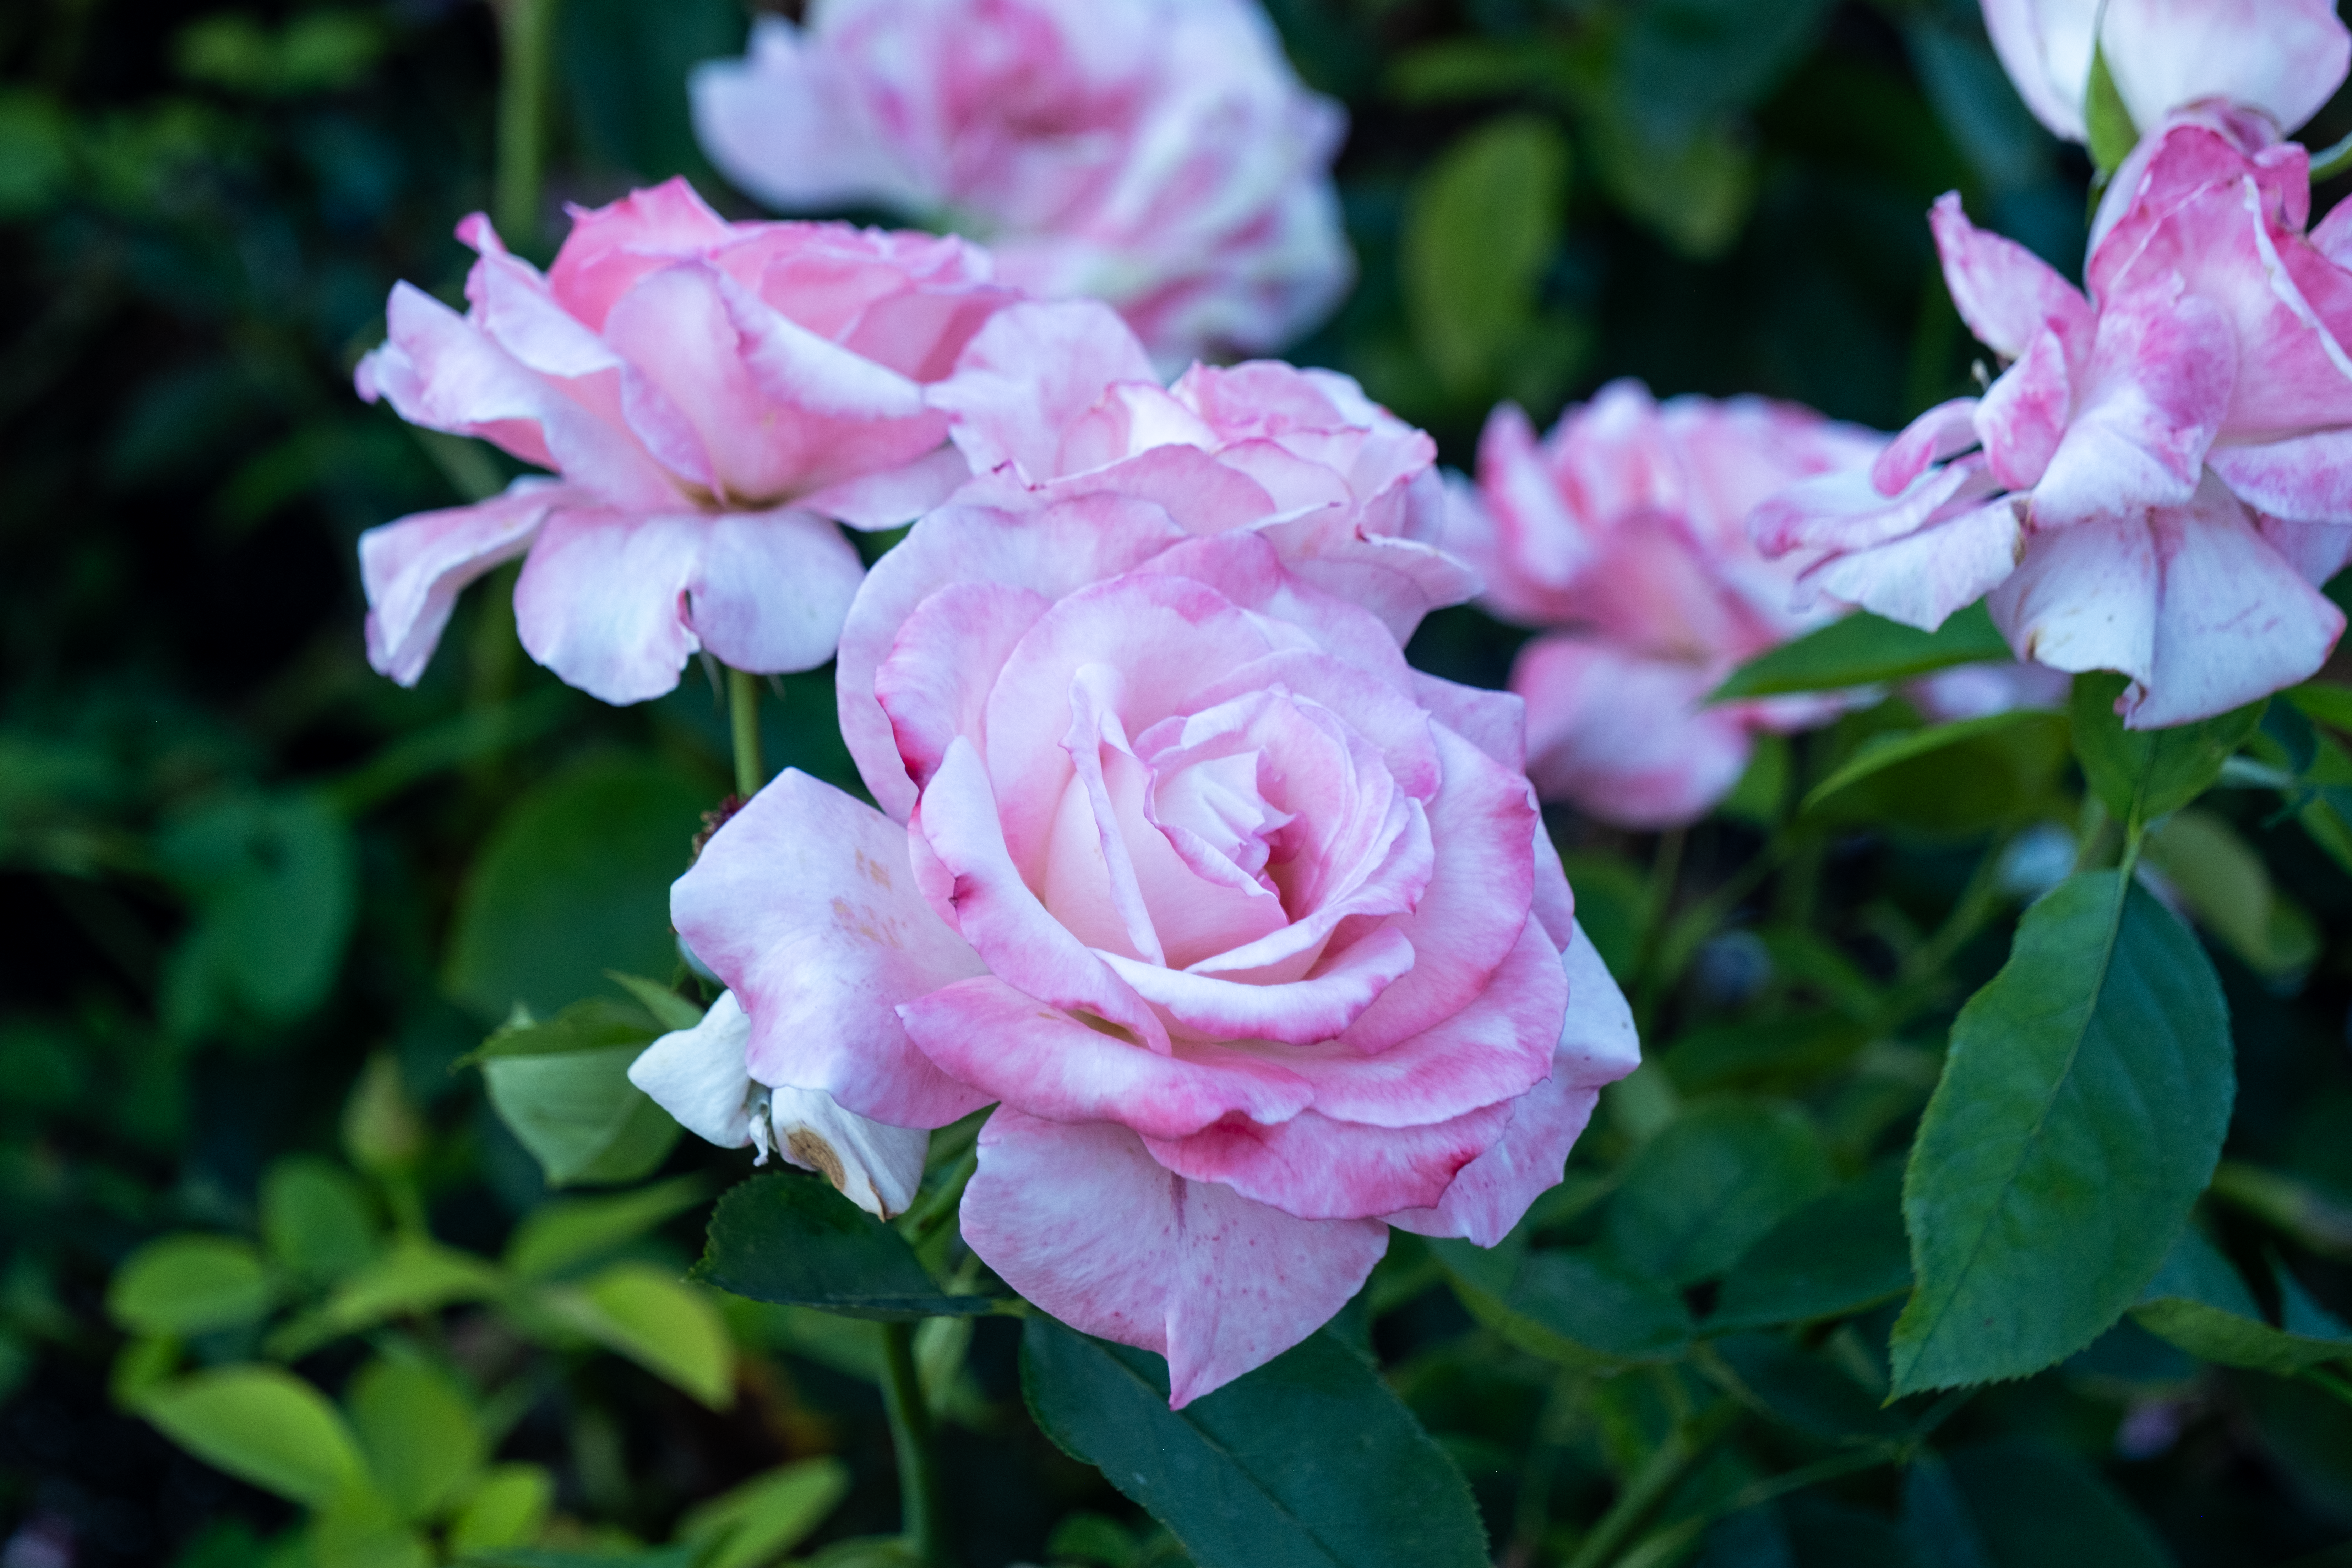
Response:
[[1755, 114, 2352, 728], [690, 0, 1351, 370], [1982, 0, 2348, 145], [1448, 381, 1883, 828], [354, 178, 1015, 704], [628, 990, 930, 1219], [674, 494, 1638, 1405]]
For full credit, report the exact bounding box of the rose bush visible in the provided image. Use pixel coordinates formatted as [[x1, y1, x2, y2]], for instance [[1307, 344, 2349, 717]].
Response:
[[689, 0, 1351, 368], [355, 177, 1014, 704], [1754, 111, 2352, 727], [1447, 380, 1883, 827], [652, 483, 1636, 1404]]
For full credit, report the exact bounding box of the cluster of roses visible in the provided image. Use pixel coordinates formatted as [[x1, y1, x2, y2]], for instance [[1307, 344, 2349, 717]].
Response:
[[349, 0, 2352, 1402]]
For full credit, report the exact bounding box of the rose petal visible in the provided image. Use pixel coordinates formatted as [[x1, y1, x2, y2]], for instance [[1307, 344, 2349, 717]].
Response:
[[686, 509, 867, 676], [358, 481, 560, 686], [627, 989, 755, 1149]]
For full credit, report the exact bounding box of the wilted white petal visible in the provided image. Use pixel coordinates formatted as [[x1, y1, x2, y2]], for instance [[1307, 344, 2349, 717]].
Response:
[[767, 1086, 930, 1220], [627, 990, 756, 1148]]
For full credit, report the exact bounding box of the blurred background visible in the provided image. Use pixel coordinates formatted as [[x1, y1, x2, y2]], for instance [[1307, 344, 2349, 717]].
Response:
[[8, 0, 2352, 1564]]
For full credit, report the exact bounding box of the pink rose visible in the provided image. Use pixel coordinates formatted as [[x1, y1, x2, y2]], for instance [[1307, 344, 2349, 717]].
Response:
[[1449, 381, 1883, 828], [673, 500, 1638, 1405], [1754, 114, 2352, 727], [354, 178, 1015, 704], [1982, 0, 2348, 146], [689, 0, 1351, 369]]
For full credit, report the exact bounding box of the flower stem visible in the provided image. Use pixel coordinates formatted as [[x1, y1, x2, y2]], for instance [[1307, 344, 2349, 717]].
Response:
[[880, 1319, 950, 1566], [1562, 1400, 1740, 1568], [728, 666, 766, 800], [490, 0, 557, 245]]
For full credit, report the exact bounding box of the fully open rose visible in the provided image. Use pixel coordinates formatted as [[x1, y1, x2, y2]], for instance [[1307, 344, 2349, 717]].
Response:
[[354, 178, 1014, 704], [663, 497, 1637, 1405]]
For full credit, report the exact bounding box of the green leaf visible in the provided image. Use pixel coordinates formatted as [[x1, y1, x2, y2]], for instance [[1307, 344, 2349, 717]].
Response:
[[1401, 115, 1574, 398], [1803, 712, 2058, 813], [1890, 872, 2233, 1394], [158, 790, 356, 1036], [445, 757, 713, 1020], [261, 1157, 379, 1284], [0, 91, 71, 218], [2070, 673, 2265, 828], [1709, 1163, 1911, 1332], [347, 1357, 485, 1523], [503, 1175, 710, 1281], [1712, 605, 2009, 701], [1939, 1440, 2172, 1568], [697, 1173, 1005, 1320], [1605, 1101, 1832, 1286], [343, 1052, 424, 1177], [140, 1366, 371, 1506], [2284, 679, 2352, 733], [602, 971, 704, 1033], [1663, 1010, 1875, 1095], [2141, 809, 2318, 978], [545, 1262, 735, 1409], [475, 997, 684, 1188], [2130, 1228, 2352, 1374], [678, 1457, 851, 1568], [107, 1235, 274, 1339], [1432, 1240, 1692, 1367], [1020, 1317, 1489, 1568], [1711, 1334, 1909, 1442], [447, 1464, 555, 1556], [2083, 47, 2140, 180], [1808, 710, 2071, 837], [270, 1237, 507, 1356]]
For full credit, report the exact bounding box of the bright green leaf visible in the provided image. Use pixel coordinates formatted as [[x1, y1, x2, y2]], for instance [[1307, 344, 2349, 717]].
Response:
[[1712, 605, 2009, 702], [679, 1457, 851, 1568], [2070, 673, 2265, 828], [107, 1235, 273, 1339], [1710, 1162, 1911, 1332], [448, 1464, 555, 1555], [697, 1173, 1004, 1320], [1402, 115, 1570, 397], [445, 758, 712, 1020], [1890, 872, 2233, 1394], [141, 1366, 370, 1506], [261, 1156, 378, 1284], [347, 1357, 484, 1523], [503, 1174, 710, 1281], [473, 995, 684, 1188], [1021, 1318, 1489, 1568], [603, 971, 704, 1033], [1605, 1100, 1831, 1286], [547, 1262, 735, 1409], [2083, 47, 2140, 179], [342, 1052, 424, 1177], [270, 1237, 506, 1357]]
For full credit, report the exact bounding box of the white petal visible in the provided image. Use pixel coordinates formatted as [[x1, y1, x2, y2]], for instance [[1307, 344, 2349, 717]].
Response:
[[766, 1086, 931, 1220], [627, 990, 755, 1148]]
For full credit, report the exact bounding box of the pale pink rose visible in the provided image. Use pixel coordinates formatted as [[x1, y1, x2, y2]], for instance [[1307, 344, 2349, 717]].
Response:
[[689, 0, 1351, 370], [1448, 381, 1883, 829], [673, 500, 1638, 1405], [1983, 0, 2348, 145], [354, 178, 1016, 704], [1754, 113, 2352, 728]]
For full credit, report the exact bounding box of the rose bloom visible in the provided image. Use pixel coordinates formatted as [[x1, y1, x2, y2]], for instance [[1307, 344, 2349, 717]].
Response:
[[1446, 381, 1883, 829], [1754, 111, 2352, 727], [689, 0, 1351, 370], [355, 178, 1014, 704], [1983, 0, 2347, 145], [644, 491, 1638, 1405]]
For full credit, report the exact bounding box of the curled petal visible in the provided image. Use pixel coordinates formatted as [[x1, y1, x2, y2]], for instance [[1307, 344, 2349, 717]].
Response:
[[628, 989, 755, 1149], [2211, 428, 2352, 524], [1931, 192, 2094, 363], [2032, 284, 2233, 528], [931, 300, 1160, 483], [1976, 329, 2072, 493], [1514, 639, 1753, 831], [2102, 0, 2350, 140], [764, 1085, 930, 1221], [1145, 1100, 1514, 1221], [673, 770, 991, 1129], [358, 481, 559, 686], [1872, 398, 1983, 497], [960, 1110, 1387, 1408], [1794, 497, 2026, 633], [512, 511, 706, 705]]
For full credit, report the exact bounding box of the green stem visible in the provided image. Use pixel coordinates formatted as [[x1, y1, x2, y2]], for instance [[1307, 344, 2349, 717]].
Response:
[[2209, 1160, 2352, 1259], [491, 0, 557, 245], [729, 666, 766, 799], [899, 1145, 979, 1247], [2301, 1366, 2352, 1412], [880, 1319, 949, 1566], [1562, 1401, 1740, 1568], [1502, 1368, 1589, 1568], [2312, 127, 2352, 186], [1898, 827, 2015, 989], [1608, 1445, 1899, 1568]]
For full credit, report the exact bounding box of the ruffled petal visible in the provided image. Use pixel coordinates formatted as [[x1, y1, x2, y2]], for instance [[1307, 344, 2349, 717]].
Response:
[[1931, 191, 2094, 361], [511, 510, 706, 705], [357, 480, 560, 686], [930, 299, 1160, 483], [764, 1086, 930, 1221], [686, 509, 866, 676], [627, 989, 755, 1149]]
